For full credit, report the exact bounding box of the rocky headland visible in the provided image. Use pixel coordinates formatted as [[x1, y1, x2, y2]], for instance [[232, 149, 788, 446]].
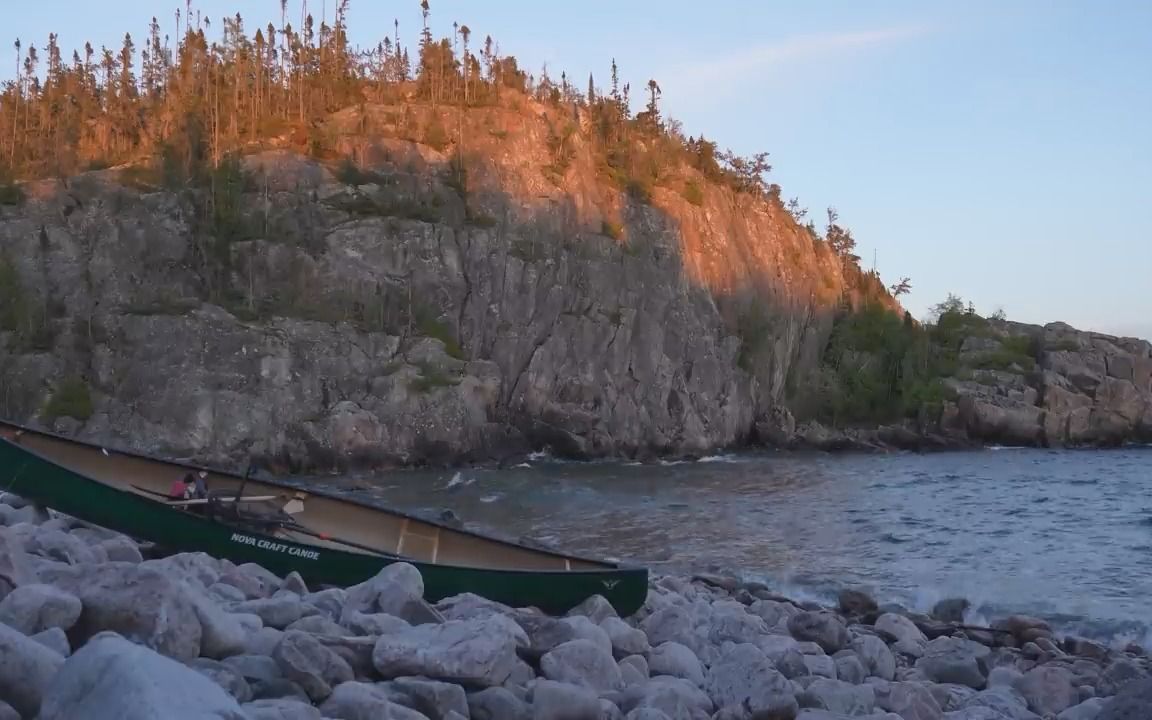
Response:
[[0, 110, 1147, 472], [0, 490, 1146, 719]]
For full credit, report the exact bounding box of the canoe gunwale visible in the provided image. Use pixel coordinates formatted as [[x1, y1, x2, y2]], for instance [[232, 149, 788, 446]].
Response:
[[0, 419, 644, 573]]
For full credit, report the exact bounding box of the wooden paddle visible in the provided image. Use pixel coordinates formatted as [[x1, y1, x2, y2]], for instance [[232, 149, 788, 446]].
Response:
[[166, 495, 278, 507]]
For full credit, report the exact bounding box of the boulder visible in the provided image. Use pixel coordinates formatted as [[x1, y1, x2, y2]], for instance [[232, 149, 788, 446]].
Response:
[[191, 657, 254, 703], [0, 533, 35, 599], [838, 589, 879, 619], [338, 609, 409, 637], [852, 635, 897, 681], [272, 630, 355, 702], [804, 654, 838, 679], [789, 611, 851, 654], [875, 613, 928, 657], [640, 606, 700, 654], [190, 593, 250, 660], [0, 582, 81, 634], [835, 653, 868, 685], [318, 681, 401, 720], [285, 614, 346, 635], [219, 565, 279, 600], [957, 688, 1038, 720], [434, 593, 520, 623], [992, 616, 1051, 641], [622, 654, 650, 676], [531, 679, 602, 720], [142, 552, 223, 588], [602, 616, 650, 658], [1057, 697, 1106, 720], [987, 667, 1024, 689], [874, 681, 943, 720], [929, 683, 978, 711], [223, 654, 284, 684], [24, 527, 101, 564], [98, 535, 144, 563], [241, 698, 323, 720], [796, 713, 901, 720], [623, 710, 673, 720], [279, 572, 309, 596], [38, 633, 246, 720], [649, 641, 705, 686], [384, 677, 469, 720], [931, 598, 970, 624], [541, 638, 623, 692], [917, 637, 991, 689], [799, 678, 877, 715], [210, 583, 249, 604], [41, 562, 204, 661], [615, 676, 714, 718], [518, 614, 613, 660], [246, 627, 286, 656], [249, 679, 311, 704], [30, 626, 71, 656], [756, 633, 809, 680], [305, 588, 348, 621], [568, 594, 618, 624], [1063, 637, 1109, 663], [705, 643, 798, 718], [1013, 666, 1080, 716], [344, 562, 441, 625], [0, 701, 16, 720], [372, 614, 526, 686], [234, 596, 305, 630], [1099, 658, 1148, 696], [467, 687, 531, 720], [0, 620, 65, 717]]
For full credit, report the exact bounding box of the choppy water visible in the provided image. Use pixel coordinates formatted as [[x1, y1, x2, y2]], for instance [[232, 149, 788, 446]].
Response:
[[302, 446, 1152, 645]]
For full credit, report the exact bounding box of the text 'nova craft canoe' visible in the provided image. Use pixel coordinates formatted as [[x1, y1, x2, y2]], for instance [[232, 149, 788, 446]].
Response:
[[0, 421, 648, 616]]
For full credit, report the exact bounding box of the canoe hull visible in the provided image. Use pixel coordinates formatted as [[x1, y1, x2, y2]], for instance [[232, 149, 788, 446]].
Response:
[[0, 436, 648, 616]]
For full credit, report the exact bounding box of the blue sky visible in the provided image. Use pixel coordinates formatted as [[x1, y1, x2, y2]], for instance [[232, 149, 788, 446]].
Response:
[[6, 1, 1151, 339]]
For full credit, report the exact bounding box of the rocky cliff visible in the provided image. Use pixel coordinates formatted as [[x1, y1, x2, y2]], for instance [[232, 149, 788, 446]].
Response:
[[769, 318, 1152, 452], [0, 99, 885, 470], [946, 320, 1152, 448]]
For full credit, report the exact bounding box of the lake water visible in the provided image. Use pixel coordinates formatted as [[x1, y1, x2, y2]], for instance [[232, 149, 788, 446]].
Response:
[[302, 446, 1152, 645]]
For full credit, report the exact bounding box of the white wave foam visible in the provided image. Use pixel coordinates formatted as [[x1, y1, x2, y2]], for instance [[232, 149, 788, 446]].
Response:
[[698, 454, 743, 464], [446, 472, 476, 488], [479, 494, 501, 503]]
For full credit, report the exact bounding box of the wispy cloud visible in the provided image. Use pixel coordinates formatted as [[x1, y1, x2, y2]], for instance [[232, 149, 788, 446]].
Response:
[[667, 24, 933, 98]]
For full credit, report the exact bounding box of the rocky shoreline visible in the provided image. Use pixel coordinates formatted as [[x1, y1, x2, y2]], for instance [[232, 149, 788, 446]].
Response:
[[0, 493, 1148, 719]]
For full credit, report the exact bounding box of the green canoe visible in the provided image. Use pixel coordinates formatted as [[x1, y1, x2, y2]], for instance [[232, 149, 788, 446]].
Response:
[[0, 421, 648, 616]]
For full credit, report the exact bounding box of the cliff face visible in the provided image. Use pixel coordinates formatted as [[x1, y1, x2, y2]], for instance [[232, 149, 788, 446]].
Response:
[[768, 318, 1152, 452], [945, 321, 1152, 448], [0, 100, 876, 469]]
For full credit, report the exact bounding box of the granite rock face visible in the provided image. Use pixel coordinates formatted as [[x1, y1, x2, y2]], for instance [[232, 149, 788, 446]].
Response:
[[0, 102, 871, 469]]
